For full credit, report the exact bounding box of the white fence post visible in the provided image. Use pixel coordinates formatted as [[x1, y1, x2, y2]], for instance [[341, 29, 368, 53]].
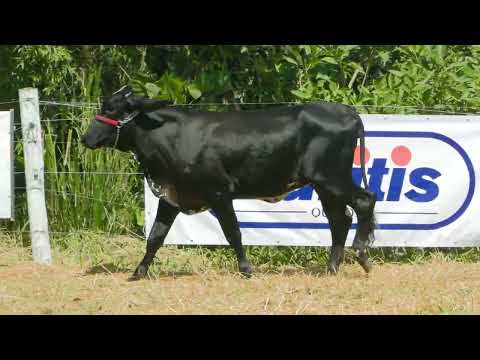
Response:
[[19, 88, 52, 265]]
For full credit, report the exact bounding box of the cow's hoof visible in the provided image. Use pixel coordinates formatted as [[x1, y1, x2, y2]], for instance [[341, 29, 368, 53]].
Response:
[[129, 265, 148, 281], [239, 263, 253, 278], [327, 264, 338, 275], [352, 237, 363, 252], [359, 259, 372, 274], [128, 274, 144, 282], [240, 271, 252, 279]]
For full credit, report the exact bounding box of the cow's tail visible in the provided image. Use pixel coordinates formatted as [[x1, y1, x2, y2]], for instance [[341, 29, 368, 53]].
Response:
[[358, 124, 369, 190], [356, 116, 377, 246]]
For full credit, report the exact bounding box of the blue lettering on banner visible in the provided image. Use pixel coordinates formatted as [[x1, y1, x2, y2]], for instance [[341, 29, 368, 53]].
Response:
[[233, 131, 475, 231]]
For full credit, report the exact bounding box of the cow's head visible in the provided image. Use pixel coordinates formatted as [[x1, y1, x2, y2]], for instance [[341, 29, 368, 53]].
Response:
[[81, 86, 172, 150]]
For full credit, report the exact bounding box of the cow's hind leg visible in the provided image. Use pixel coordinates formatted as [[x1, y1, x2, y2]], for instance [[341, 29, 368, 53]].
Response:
[[208, 193, 252, 277], [129, 198, 180, 281], [349, 184, 377, 273], [315, 186, 352, 275]]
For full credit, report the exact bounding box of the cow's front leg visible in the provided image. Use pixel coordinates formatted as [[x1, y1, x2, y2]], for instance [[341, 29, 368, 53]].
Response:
[[129, 198, 179, 281], [209, 193, 252, 277]]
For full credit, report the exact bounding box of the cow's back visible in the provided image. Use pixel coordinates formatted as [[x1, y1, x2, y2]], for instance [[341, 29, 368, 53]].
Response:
[[137, 101, 363, 202], [299, 101, 362, 135], [193, 102, 360, 198]]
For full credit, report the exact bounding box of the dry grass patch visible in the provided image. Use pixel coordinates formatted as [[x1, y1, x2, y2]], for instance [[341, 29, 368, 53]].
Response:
[[1, 239, 479, 314]]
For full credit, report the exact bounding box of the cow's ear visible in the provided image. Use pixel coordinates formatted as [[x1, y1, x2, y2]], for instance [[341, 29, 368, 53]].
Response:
[[126, 96, 172, 112]]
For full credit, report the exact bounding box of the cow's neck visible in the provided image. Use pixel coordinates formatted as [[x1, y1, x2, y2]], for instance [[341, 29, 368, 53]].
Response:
[[108, 123, 155, 178], [130, 123, 175, 185], [115, 122, 137, 152], [113, 112, 182, 187]]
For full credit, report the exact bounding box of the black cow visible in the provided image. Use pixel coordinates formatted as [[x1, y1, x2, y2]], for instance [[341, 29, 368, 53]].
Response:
[[81, 86, 377, 280]]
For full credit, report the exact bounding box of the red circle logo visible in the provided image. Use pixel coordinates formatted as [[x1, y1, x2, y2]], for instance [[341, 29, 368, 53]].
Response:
[[391, 145, 412, 166]]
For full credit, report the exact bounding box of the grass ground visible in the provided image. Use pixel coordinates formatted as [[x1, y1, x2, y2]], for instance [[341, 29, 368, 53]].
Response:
[[1, 233, 480, 314]]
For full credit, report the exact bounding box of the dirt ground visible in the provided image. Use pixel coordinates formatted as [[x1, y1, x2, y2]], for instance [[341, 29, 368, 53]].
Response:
[[1, 242, 480, 315]]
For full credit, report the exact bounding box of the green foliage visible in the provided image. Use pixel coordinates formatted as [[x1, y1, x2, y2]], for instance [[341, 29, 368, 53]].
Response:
[[3, 44, 479, 112], [2, 46, 77, 99], [41, 116, 142, 232], [363, 45, 480, 113], [3, 44, 480, 242], [124, 45, 480, 115], [9, 66, 144, 235]]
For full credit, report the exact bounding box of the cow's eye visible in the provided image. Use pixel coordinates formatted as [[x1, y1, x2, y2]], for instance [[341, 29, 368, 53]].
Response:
[[102, 107, 113, 115]]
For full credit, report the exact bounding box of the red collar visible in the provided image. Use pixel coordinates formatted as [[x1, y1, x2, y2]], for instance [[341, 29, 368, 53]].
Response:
[[95, 115, 120, 127]]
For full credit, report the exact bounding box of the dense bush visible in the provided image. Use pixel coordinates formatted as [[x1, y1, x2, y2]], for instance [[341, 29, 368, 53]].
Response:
[[1, 45, 479, 234]]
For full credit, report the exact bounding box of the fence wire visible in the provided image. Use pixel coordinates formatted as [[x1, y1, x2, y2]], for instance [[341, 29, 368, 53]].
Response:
[[45, 190, 135, 207], [0, 97, 474, 115], [0, 100, 18, 106], [35, 118, 88, 125], [39, 100, 99, 109], [5, 97, 480, 241], [9, 98, 480, 212], [0, 230, 122, 235], [14, 171, 144, 175], [37, 99, 480, 115], [9, 99, 146, 232], [13, 187, 140, 208]]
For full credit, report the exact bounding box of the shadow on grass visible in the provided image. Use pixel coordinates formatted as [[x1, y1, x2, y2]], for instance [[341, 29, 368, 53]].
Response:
[[147, 271, 196, 279], [82, 262, 374, 283], [251, 262, 373, 279], [82, 257, 372, 280], [84, 263, 131, 275], [245, 264, 328, 277], [84, 263, 196, 279]]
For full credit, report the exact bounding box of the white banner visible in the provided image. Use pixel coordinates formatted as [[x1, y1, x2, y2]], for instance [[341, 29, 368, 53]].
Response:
[[0, 110, 14, 219], [145, 115, 480, 247]]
